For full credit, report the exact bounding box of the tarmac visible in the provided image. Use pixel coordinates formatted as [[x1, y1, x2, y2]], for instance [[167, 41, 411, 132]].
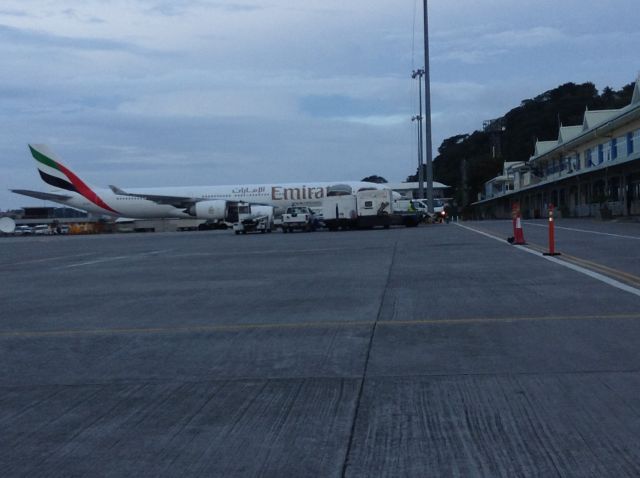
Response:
[[2, 218, 640, 477]]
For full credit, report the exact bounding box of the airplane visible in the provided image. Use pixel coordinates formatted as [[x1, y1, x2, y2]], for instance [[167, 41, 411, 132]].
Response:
[[12, 144, 387, 222]]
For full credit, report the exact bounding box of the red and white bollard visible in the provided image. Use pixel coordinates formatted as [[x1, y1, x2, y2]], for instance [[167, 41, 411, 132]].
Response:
[[543, 203, 561, 256]]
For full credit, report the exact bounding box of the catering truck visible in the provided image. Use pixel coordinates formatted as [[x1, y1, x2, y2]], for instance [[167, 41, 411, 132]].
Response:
[[322, 189, 421, 230]]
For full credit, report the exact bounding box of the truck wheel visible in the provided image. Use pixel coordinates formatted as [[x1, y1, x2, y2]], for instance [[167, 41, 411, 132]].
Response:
[[235, 231, 240, 235]]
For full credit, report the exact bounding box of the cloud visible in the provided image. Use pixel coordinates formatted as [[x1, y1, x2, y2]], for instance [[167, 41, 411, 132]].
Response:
[[1, 0, 639, 210], [118, 89, 297, 119], [485, 26, 565, 47], [432, 26, 567, 65], [146, 1, 262, 16], [0, 23, 149, 54], [0, 8, 30, 17]]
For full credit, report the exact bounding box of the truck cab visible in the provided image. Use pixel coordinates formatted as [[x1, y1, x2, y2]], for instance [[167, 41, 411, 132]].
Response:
[[281, 206, 316, 233]]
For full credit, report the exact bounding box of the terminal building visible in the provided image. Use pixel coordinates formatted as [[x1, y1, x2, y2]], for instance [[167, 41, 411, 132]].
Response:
[[474, 75, 640, 219]]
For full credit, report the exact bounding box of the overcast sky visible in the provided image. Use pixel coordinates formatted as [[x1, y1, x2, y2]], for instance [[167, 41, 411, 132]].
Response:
[[2, 0, 639, 209]]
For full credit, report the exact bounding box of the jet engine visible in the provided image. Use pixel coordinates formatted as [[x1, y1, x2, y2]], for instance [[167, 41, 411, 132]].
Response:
[[188, 200, 227, 219]]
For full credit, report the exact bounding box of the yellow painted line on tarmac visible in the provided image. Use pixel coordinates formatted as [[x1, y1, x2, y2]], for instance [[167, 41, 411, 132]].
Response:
[[554, 253, 640, 288], [379, 313, 640, 327], [458, 223, 640, 292], [4, 314, 640, 339], [520, 241, 640, 287], [0, 320, 373, 338]]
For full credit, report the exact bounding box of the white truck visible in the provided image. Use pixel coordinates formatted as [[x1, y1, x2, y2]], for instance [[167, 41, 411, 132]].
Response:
[[323, 189, 421, 231], [281, 206, 317, 233], [233, 203, 274, 234]]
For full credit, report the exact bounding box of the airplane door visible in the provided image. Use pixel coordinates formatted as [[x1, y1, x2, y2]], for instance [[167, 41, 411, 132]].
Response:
[[226, 203, 239, 223]]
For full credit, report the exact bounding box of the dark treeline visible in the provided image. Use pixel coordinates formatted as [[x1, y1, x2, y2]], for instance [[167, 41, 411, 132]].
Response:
[[408, 81, 635, 207]]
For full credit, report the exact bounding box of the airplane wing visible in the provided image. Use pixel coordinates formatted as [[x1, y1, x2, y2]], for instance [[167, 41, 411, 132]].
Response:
[[108, 185, 195, 208], [11, 189, 73, 201]]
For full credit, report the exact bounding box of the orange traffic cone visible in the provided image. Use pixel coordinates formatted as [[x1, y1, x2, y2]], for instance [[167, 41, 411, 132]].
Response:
[[513, 215, 526, 245]]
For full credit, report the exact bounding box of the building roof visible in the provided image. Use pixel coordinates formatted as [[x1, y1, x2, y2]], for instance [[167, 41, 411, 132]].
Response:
[[582, 109, 620, 130], [385, 181, 449, 191], [487, 175, 512, 184], [504, 161, 525, 173], [558, 125, 583, 143], [534, 140, 557, 156]]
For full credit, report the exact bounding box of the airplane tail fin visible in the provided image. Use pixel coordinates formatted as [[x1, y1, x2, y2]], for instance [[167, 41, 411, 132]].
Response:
[[28, 144, 118, 214], [29, 144, 86, 193]]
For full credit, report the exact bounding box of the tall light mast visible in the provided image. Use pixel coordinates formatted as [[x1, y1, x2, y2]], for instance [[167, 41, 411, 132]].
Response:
[[412, 69, 425, 199], [422, 0, 434, 213]]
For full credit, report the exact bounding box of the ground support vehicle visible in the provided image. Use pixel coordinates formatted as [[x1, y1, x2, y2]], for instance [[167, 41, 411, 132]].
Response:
[[14, 225, 33, 235], [281, 206, 317, 233], [323, 189, 421, 231], [233, 203, 274, 235], [411, 198, 446, 223], [33, 224, 53, 235]]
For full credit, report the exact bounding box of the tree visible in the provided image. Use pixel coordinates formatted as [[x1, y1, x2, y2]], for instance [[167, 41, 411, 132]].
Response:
[[413, 81, 635, 207], [361, 175, 388, 183]]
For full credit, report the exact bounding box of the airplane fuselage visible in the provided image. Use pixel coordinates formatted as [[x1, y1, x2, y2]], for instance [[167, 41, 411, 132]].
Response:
[[48, 181, 383, 218]]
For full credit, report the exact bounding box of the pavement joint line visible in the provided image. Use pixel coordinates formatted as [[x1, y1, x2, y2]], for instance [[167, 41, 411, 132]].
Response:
[[341, 239, 399, 478], [4, 314, 640, 338], [456, 223, 640, 298]]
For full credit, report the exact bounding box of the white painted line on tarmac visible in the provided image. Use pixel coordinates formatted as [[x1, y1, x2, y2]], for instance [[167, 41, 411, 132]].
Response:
[[64, 256, 132, 268], [63, 250, 171, 268], [171, 246, 380, 259], [6, 252, 95, 267], [456, 223, 640, 298], [455, 223, 510, 243], [523, 222, 640, 240]]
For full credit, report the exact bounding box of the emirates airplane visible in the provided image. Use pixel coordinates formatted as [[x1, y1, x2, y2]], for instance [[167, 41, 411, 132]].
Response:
[[12, 144, 384, 221]]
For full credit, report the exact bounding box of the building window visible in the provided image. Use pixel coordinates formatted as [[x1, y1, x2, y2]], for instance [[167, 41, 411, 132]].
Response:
[[586, 148, 593, 167], [628, 132, 634, 155], [603, 142, 611, 161], [611, 138, 617, 160], [574, 153, 581, 171], [598, 144, 604, 164]]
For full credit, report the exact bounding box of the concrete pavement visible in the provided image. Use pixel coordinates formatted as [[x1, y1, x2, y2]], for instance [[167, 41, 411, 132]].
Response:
[[2, 223, 640, 476]]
